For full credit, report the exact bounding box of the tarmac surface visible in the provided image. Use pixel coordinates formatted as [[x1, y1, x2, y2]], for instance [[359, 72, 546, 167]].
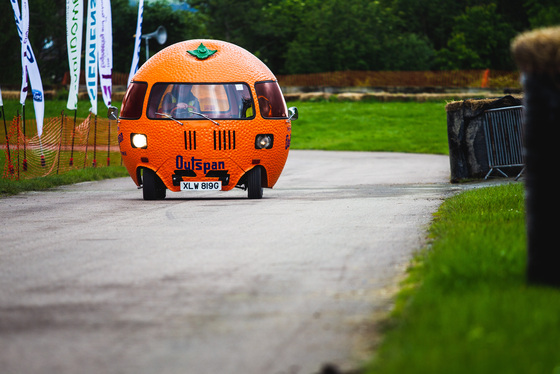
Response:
[[0, 150, 454, 374]]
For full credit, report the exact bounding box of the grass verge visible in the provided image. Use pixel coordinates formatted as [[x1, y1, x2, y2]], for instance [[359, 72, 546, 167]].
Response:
[[0, 164, 128, 197], [2, 99, 449, 196], [288, 100, 449, 154], [365, 183, 560, 374], [2, 99, 449, 154]]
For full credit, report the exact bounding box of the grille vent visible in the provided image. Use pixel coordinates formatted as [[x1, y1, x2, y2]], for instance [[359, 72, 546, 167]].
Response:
[[214, 130, 236, 150], [184, 130, 196, 150]]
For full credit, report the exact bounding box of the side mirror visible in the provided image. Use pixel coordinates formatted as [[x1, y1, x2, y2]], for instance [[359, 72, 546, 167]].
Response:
[[288, 106, 298, 121], [108, 105, 119, 120]]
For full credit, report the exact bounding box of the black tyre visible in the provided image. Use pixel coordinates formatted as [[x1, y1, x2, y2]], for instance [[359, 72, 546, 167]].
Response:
[[247, 167, 263, 199], [143, 168, 166, 200]]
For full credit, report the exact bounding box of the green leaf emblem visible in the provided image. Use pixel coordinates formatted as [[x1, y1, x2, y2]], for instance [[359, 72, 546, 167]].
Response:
[[187, 43, 217, 60]]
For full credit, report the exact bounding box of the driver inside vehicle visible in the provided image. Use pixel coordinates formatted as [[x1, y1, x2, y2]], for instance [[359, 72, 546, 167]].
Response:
[[160, 85, 200, 118]]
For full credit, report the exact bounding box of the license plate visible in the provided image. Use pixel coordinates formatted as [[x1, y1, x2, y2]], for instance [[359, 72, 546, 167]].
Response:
[[180, 181, 222, 191]]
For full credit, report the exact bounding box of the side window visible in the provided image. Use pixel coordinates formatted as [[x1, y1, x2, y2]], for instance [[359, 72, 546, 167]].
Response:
[[120, 82, 148, 119], [146, 83, 171, 118], [255, 81, 288, 119]]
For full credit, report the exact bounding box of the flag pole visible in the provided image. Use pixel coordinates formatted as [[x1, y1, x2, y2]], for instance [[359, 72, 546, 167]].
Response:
[[1, 105, 14, 175], [16, 109, 20, 180], [84, 111, 91, 168], [22, 104, 27, 171], [92, 114, 97, 167], [107, 118, 111, 166], [57, 110, 65, 174], [70, 109, 77, 165]]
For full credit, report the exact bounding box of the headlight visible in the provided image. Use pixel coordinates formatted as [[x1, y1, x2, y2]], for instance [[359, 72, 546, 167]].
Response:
[[255, 134, 274, 149], [131, 133, 148, 149]]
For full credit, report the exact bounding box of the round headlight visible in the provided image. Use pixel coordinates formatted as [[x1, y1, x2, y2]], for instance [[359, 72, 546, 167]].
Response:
[[131, 133, 148, 148], [255, 134, 273, 149]]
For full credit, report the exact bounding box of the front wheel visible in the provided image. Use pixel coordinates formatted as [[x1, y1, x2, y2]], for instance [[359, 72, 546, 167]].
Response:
[[142, 168, 166, 200], [247, 167, 263, 199]]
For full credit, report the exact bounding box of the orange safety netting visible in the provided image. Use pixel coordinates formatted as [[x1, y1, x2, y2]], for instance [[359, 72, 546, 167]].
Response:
[[276, 69, 521, 88], [63, 69, 521, 89], [3, 112, 120, 180]]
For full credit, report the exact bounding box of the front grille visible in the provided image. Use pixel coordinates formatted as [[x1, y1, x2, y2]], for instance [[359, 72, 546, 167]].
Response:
[[184, 130, 196, 150], [214, 130, 236, 150]]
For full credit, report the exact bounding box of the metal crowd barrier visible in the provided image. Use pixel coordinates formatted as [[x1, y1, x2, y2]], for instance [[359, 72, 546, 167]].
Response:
[[483, 105, 525, 180]]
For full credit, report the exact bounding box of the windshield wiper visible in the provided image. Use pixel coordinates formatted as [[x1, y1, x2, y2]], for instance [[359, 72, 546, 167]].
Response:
[[156, 111, 220, 126], [155, 112, 184, 126], [190, 111, 220, 126]]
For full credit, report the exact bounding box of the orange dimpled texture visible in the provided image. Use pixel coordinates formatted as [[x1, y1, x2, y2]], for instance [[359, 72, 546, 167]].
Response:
[[118, 39, 292, 193]]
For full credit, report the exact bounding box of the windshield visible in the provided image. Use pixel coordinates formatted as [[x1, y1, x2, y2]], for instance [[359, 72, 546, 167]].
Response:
[[147, 83, 255, 120]]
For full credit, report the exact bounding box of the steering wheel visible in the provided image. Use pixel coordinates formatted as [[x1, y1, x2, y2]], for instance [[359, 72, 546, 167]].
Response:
[[170, 104, 197, 117]]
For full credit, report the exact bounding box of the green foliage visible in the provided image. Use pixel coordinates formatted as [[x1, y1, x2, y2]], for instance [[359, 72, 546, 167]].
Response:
[[2, 0, 560, 84], [525, 0, 560, 28], [258, 0, 435, 73], [112, 0, 209, 76], [434, 4, 517, 70], [190, 0, 540, 73], [366, 183, 560, 374], [0, 0, 66, 85]]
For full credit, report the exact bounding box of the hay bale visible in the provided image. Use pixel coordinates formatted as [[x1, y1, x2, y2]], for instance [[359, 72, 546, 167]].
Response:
[[336, 92, 366, 101], [283, 93, 302, 102], [445, 95, 520, 112], [511, 26, 560, 78], [298, 92, 332, 101], [446, 95, 522, 182]]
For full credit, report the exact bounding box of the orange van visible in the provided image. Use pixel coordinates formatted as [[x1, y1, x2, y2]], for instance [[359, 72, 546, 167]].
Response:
[[109, 40, 298, 200]]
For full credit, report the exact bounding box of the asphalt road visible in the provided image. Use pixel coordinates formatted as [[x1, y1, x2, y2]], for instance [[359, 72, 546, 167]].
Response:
[[0, 150, 452, 374]]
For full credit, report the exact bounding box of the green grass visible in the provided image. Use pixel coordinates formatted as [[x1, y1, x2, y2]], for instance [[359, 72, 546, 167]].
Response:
[[1, 99, 449, 195], [0, 99, 126, 196], [1, 98, 119, 122], [2, 99, 449, 154], [0, 153, 128, 197], [366, 183, 560, 374], [288, 100, 449, 154], [1, 99, 121, 140]]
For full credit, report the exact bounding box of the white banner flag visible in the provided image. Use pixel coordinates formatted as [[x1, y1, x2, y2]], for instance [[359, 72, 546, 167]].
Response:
[[0, 86, 3, 107], [127, 0, 143, 87], [85, 0, 98, 115], [66, 0, 83, 110], [19, 0, 29, 105], [11, 0, 45, 137], [98, 0, 112, 107]]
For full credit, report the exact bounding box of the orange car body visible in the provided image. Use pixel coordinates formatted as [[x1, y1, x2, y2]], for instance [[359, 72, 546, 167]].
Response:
[[115, 40, 296, 199]]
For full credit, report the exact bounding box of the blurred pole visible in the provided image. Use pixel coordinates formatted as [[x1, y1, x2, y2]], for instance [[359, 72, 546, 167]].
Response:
[[22, 104, 27, 171], [1, 105, 14, 174], [70, 110, 77, 166], [92, 114, 97, 167], [512, 27, 560, 287], [107, 118, 111, 166]]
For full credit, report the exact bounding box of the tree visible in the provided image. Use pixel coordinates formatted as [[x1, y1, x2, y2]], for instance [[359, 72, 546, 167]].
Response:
[[524, 0, 560, 28], [434, 4, 517, 70], [284, 0, 391, 72], [112, 0, 209, 75], [3, 0, 560, 85], [188, 0, 304, 74], [1, 0, 66, 86]]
